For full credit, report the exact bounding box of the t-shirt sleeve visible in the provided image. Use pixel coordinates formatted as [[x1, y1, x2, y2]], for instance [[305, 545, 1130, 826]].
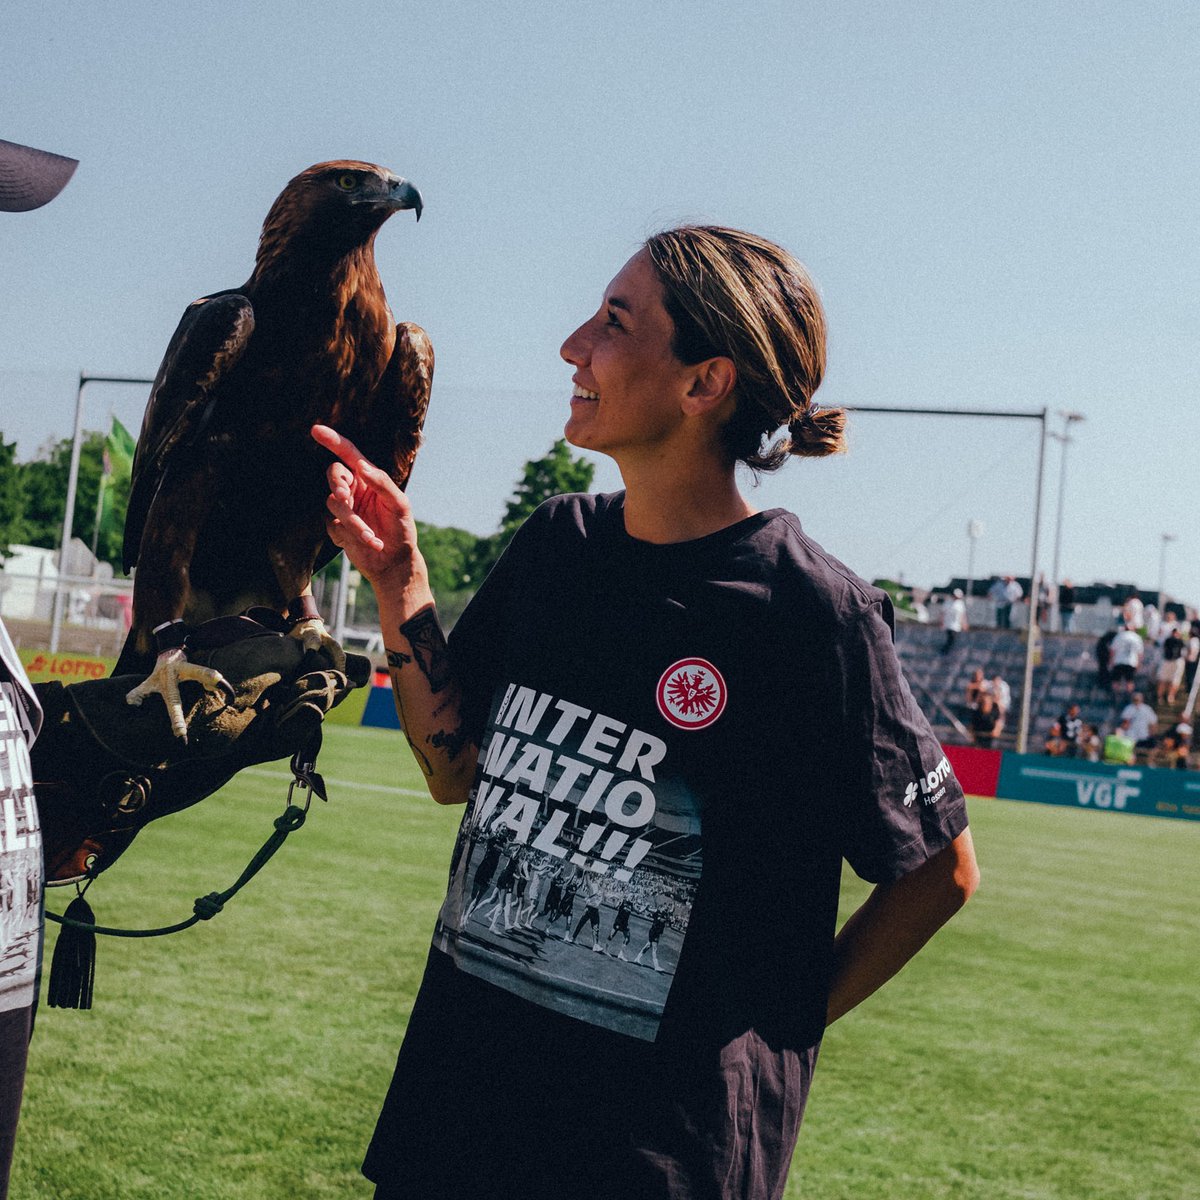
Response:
[[832, 600, 969, 883]]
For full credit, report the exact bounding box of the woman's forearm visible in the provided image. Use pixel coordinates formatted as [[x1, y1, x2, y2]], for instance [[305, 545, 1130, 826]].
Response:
[[826, 828, 979, 1025], [311, 424, 479, 805], [375, 572, 478, 806]]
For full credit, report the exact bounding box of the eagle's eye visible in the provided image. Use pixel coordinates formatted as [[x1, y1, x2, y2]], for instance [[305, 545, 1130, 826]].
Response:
[[336, 173, 357, 191]]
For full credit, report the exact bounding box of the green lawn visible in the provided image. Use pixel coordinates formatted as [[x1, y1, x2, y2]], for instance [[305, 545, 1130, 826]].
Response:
[[14, 724, 1199, 1199]]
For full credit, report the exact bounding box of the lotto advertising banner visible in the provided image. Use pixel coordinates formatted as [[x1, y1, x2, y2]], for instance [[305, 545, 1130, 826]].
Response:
[[19, 650, 110, 683], [996, 754, 1200, 822]]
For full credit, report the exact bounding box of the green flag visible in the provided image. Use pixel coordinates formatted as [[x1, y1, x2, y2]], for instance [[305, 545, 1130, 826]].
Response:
[[98, 416, 136, 545], [106, 416, 136, 478]]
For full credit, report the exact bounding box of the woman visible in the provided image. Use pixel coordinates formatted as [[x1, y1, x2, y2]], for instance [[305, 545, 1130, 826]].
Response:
[[971, 692, 1002, 749], [314, 225, 978, 1200]]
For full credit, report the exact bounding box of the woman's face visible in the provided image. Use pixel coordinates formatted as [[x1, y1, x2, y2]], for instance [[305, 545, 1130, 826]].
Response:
[[559, 249, 696, 462]]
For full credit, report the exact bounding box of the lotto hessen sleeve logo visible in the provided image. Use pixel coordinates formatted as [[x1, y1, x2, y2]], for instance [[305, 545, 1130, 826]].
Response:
[[656, 658, 728, 730]]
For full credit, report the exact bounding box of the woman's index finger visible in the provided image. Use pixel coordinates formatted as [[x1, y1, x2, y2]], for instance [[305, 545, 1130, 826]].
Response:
[[312, 423, 403, 502], [311, 423, 369, 470]]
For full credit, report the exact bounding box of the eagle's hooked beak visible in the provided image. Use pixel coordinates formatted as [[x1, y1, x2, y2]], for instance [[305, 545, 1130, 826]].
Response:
[[385, 176, 423, 221]]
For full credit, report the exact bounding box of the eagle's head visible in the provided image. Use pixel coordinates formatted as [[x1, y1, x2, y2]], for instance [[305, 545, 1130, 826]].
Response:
[[254, 160, 422, 274]]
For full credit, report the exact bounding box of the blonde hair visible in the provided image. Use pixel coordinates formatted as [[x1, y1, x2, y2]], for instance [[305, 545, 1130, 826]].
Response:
[[644, 225, 846, 470]]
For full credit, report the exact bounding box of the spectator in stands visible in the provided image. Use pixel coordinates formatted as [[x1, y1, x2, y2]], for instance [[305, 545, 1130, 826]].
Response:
[[989, 575, 1021, 629], [964, 667, 986, 711], [1160, 717, 1192, 770], [1144, 604, 1161, 644], [1081, 723, 1102, 762], [971, 692, 1001, 748], [1157, 612, 1179, 646], [990, 673, 1012, 731], [1122, 593, 1144, 632], [1042, 721, 1067, 756], [1184, 622, 1199, 696], [940, 588, 967, 655], [1058, 578, 1076, 632], [1103, 726, 1136, 765], [1156, 623, 1186, 707], [1109, 624, 1144, 698], [1118, 692, 1158, 750], [1058, 702, 1084, 757]]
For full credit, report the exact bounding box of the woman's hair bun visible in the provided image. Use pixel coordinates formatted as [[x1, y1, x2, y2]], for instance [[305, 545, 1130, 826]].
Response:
[[786, 405, 847, 459]]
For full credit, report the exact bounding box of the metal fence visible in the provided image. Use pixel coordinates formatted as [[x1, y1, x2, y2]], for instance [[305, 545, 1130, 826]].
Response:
[[0, 558, 449, 663]]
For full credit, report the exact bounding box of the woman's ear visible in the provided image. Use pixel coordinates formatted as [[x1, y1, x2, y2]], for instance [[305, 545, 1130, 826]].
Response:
[[682, 356, 737, 417]]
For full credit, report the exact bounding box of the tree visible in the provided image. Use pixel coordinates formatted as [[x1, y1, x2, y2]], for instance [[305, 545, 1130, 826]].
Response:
[[499, 439, 595, 540], [471, 440, 595, 580], [14, 437, 72, 550], [3, 431, 132, 573], [415, 522, 481, 595], [0, 440, 23, 559]]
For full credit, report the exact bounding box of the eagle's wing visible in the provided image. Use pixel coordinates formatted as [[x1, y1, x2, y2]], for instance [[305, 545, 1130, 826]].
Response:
[[123, 291, 255, 573], [312, 321, 432, 577], [385, 320, 435, 490]]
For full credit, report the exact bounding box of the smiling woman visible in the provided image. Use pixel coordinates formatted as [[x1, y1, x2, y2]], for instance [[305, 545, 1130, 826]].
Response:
[[560, 228, 847, 545], [315, 223, 978, 1200]]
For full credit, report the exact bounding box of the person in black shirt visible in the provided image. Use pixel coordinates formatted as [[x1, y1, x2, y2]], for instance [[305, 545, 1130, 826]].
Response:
[[971, 692, 1002, 748], [606, 894, 635, 958], [1058, 703, 1084, 757], [1156, 627, 1186, 706], [314, 224, 979, 1200]]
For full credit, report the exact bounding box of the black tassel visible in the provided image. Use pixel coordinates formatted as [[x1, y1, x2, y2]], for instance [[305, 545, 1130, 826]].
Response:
[[48, 894, 96, 1010]]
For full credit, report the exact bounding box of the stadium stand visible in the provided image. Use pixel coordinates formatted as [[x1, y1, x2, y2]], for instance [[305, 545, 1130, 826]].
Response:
[[894, 622, 1196, 768]]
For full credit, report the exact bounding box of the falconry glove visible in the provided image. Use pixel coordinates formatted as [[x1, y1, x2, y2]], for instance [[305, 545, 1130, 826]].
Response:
[[33, 608, 371, 885]]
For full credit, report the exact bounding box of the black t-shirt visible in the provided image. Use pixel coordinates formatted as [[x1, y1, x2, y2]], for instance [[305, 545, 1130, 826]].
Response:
[[1163, 634, 1184, 662], [970, 706, 998, 737], [1059, 711, 1083, 743], [364, 493, 968, 1200]]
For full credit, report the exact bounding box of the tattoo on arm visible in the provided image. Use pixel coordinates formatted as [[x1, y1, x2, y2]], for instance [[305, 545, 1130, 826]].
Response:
[[430, 724, 471, 761], [386, 649, 413, 670], [388, 675, 434, 777], [398, 609, 453, 693]]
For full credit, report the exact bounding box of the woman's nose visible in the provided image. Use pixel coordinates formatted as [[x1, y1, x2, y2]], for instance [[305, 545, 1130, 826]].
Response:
[[560, 320, 589, 365]]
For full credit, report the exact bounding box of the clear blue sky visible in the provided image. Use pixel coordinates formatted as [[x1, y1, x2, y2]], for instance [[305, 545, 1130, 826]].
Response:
[[3, 2, 1197, 605]]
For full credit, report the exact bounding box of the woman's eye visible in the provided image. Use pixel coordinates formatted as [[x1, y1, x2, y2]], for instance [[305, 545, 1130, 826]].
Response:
[[337, 174, 357, 190]]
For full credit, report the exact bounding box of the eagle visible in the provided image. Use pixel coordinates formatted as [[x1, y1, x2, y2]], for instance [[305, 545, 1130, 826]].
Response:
[[115, 160, 432, 737]]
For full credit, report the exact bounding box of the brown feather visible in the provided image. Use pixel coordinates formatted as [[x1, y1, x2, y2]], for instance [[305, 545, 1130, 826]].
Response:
[[115, 161, 429, 676]]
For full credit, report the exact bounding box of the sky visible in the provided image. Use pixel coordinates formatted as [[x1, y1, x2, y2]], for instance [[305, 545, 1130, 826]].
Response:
[[2, 2, 1197, 606]]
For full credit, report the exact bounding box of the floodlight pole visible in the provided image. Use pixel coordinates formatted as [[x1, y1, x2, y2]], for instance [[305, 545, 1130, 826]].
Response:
[[1157, 533, 1177, 614], [966, 519, 983, 608], [49, 372, 154, 652], [1016, 412, 1049, 755], [1048, 410, 1085, 632], [844, 403, 1050, 755]]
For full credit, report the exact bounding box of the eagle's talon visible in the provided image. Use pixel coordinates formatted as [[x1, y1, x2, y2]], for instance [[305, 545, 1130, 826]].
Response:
[[124, 648, 229, 741], [289, 616, 347, 672]]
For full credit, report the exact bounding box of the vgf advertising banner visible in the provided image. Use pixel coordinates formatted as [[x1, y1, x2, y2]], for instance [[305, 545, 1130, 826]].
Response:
[[996, 754, 1200, 822]]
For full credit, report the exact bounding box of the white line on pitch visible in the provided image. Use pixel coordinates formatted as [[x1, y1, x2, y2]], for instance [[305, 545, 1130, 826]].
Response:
[[240, 765, 428, 799]]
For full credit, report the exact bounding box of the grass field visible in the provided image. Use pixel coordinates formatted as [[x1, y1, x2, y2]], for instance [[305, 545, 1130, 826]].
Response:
[[13, 723, 1199, 1199]]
